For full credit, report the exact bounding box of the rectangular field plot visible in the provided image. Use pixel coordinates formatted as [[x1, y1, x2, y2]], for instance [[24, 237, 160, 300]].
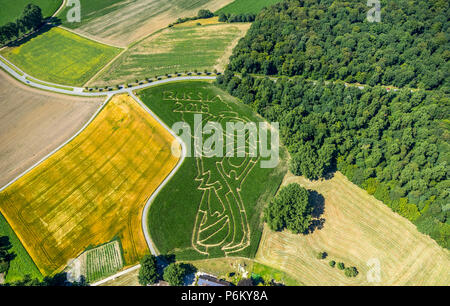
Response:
[[85, 241, 123, 283], [0, 27, 121, 86], [0, 94, 180, 275], [91, 23, 249, 87]]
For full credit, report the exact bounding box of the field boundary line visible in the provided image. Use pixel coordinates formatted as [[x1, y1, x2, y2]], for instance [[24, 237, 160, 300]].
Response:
[[0, 94, 113, 193], [128, 91, 188, 257]]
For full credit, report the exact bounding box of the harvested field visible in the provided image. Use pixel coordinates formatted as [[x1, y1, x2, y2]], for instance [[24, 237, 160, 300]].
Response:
[[0, 69, 102, 188], [256, 172, 450, 286], [57, 0, 235, 47], [0, 94, 180, 275], [92, 23, 250, 87]]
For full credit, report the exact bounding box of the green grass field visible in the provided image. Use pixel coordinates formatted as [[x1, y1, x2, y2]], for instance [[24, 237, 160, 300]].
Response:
[[216, 0, 283, 14], [92, 23, 249, 86], [138, 81, 287, 261], [0, 27, 121, 86], [0, 213, 41, 283], [0, 0, 63, 26]]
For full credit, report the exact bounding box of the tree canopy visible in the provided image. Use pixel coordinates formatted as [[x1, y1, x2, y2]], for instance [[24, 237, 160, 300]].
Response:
[[163, 263, 186, 286], [264, 184, 313, 234]]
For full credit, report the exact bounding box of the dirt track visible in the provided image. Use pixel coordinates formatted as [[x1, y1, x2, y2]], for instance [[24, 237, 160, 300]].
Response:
[[0, 69, 102, 187]]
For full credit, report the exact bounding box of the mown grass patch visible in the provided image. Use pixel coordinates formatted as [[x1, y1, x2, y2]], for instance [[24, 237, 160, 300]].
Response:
[[138, 81, 287, 261], [216, 0, 283, 14], [0, 27, 121, 86]]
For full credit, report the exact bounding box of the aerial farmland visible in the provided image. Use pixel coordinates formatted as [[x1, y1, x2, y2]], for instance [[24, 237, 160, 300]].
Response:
[[0, 0, 448, 292]]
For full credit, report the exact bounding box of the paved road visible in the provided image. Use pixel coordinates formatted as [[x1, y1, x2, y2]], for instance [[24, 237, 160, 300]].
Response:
[[0, 55, 216, 97]]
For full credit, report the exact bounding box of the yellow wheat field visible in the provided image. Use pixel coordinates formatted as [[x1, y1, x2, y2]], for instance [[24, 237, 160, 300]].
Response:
[[0, 94, 180, 275]]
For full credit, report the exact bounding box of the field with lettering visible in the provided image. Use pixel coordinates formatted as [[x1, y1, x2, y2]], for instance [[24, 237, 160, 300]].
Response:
[[0, 27, 121, 86], [0, 94, 180, 275], [256, 172, 450, 286], [57, 0, 234, 47], [138, 81, 287, 260], [91, 22, 249, 87]]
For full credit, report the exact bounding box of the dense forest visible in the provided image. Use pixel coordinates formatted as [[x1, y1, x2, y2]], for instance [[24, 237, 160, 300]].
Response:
[[218, 0, 449, 248], [227, 0, 449, 92]]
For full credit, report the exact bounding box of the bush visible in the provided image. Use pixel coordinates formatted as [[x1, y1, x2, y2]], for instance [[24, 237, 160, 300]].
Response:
[[337, 262, 345, 270], [198, 9, 214, 19], [329, 260, 336, 268]]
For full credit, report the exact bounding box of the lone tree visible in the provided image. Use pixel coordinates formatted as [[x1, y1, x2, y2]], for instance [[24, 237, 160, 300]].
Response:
[[337, 262, 345, 270], [329, 260, 336, 268], [138, 255, 159, 286], [264, 184, 312, 234], [163, 263, 186, 286]]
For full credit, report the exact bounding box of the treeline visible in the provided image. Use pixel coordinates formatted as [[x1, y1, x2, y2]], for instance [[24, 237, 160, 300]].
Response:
[[219, 13, 256, 23], [0, 4, 44, 45], [217, 72, 450, 249], [227, 0, 449, 92]]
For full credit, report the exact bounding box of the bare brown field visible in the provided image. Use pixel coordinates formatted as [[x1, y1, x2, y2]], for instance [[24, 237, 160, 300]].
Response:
[[67, 0, 234, 47], [256, 172, 450, 286], [0, 69, 102, 188], [0, 94, 180, 275]]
